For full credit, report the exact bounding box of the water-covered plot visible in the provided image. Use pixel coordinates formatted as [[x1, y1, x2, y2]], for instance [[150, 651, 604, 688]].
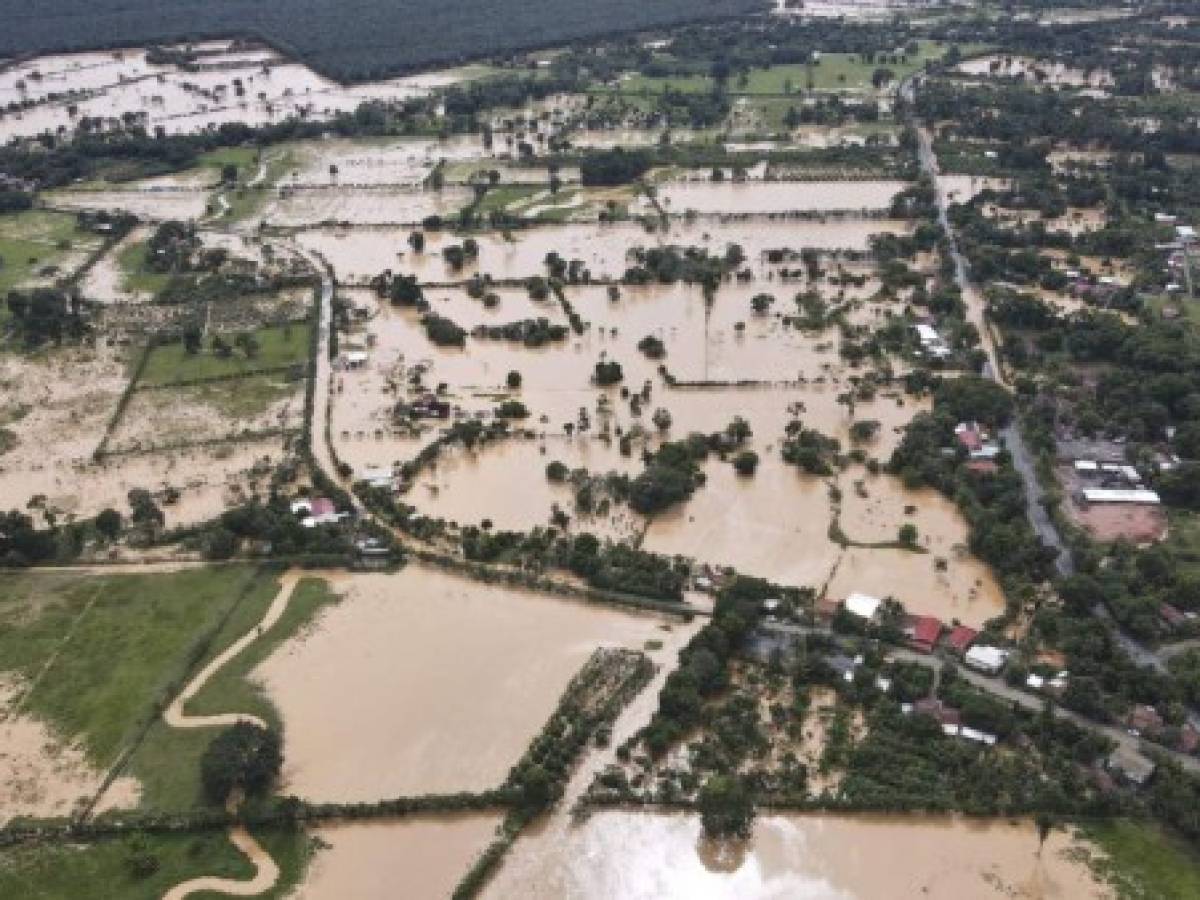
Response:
[[0, 676, 139, 824], [288, 137, 494, 187], [255, 566, 679, 801], [0, 45, 478, 142], [300, 218, 910, 283], [484, 812, 1110, 899], [647, 180, 908, 215], [410, 435, 643, 538], [294, 816, 502, 899], [45, 187, 211, 221]]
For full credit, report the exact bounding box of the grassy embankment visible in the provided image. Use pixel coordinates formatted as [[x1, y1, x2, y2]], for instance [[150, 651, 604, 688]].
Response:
[[1081, 818, 1200, 899], [0, 567, 335, 811], [0, 568, 341, 896], [130, 577, 339, 811]]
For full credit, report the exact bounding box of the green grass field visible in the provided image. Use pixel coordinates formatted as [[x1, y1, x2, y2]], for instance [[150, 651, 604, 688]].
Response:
[[128, 578, 339, 810], [115, 238, 173, 296], [0, 567, 281, 777], [603, 41, 964, 99], [1081, 819, 1200, 899], [0, 828, 311, 900], [0, 209, 100, 298], [138, 322, 312, 387]]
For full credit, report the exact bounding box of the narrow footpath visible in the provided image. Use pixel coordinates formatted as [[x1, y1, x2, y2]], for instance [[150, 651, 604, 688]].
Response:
[[158, 570, 302, 899]]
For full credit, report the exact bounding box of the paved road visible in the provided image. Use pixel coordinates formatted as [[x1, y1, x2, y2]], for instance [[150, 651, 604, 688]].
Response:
[[903, 84, 1191, 681]]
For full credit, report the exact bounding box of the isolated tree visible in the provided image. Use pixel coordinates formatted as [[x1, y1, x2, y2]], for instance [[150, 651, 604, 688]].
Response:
[[408, 231, 425, 254], [95, 508, 123, 539], [506, 370, 522, 389], [200, 722, 282, 804], [183, 325, 202, 355], [898, 523, 918, 547], [652, 408, 672, 432], [698, 774, 755, 839]]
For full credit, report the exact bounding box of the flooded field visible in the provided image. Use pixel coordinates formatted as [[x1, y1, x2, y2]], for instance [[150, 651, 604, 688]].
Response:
[[300, 218, 910, 282], [956, 55, 1112, 89], [296, 816, 501, 899], [45, 188, 211, 221], [485, 812, 1110, 899], [0, 44, 481, 143], [256, 565, 681, 801], [650, 181, 907, 214]]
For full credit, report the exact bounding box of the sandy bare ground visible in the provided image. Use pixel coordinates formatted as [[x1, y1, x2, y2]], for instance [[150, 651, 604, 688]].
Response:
[[0, 679, 139, 825]]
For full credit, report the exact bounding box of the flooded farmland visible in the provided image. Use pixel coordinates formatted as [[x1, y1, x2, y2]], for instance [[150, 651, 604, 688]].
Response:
[[485, 813, 1110, 899], [256, 565, 685, 801], [295, 815, 501, 899], [650, 180, 907, 214]]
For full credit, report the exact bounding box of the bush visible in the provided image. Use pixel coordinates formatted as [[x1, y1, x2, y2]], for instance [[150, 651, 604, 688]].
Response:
[[732, 451, 759, 476], [594, 359, 624, 386]]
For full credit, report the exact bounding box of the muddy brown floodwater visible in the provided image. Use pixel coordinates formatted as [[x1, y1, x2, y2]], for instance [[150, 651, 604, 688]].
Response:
[[294, 815, 502, 899], [255, 565, 679, 801], [484, 812, 1110, 899]]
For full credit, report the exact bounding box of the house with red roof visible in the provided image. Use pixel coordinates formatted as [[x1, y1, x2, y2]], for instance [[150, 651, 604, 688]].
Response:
[[905, 615, 943, 654], [945, 625, 978, 657]]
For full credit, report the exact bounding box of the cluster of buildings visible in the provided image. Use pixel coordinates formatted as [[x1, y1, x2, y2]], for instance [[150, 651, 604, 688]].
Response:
[[1156, 218, 1196, 300], [954, 421, 1001, 474], [395, 393, 451, 420], [902, 698, 998, 746], [1072, 458, 1161, 506]]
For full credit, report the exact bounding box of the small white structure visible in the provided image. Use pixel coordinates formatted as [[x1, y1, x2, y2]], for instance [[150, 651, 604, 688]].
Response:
[[960, 726, 998, 746], [360, 466, 393, 489], [844, 592, 883, 621], [1026, 673, 1045, 690], [1177, 225, 1196, 242], [344, 350, 369, 369], [1073, 460, 1099, 474], [965, 644, 1009, 675], [1155, 213, 1178, 224], [1082, 488, 1161, 505], [914, 323, 952, 359]]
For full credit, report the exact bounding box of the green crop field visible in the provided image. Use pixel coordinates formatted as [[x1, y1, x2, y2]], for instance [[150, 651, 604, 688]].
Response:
[[0, 209, 98, 297], [0, 567, 281, 778], [138, 322, 312, 387]]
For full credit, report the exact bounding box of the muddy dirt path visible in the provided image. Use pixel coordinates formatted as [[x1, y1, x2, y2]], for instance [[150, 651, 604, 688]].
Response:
[[163, 570, 300, 730], [160, 570, 301, 900], [161, 818, 280, 900]]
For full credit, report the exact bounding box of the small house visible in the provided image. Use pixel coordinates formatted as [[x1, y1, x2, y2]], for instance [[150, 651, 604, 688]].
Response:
[[844, 592, 883, 622], [1106, 746, 1157, 787], [905, 615, 943, 654], [964, 644, 1008, 675], [945, 625, 978, 656]]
